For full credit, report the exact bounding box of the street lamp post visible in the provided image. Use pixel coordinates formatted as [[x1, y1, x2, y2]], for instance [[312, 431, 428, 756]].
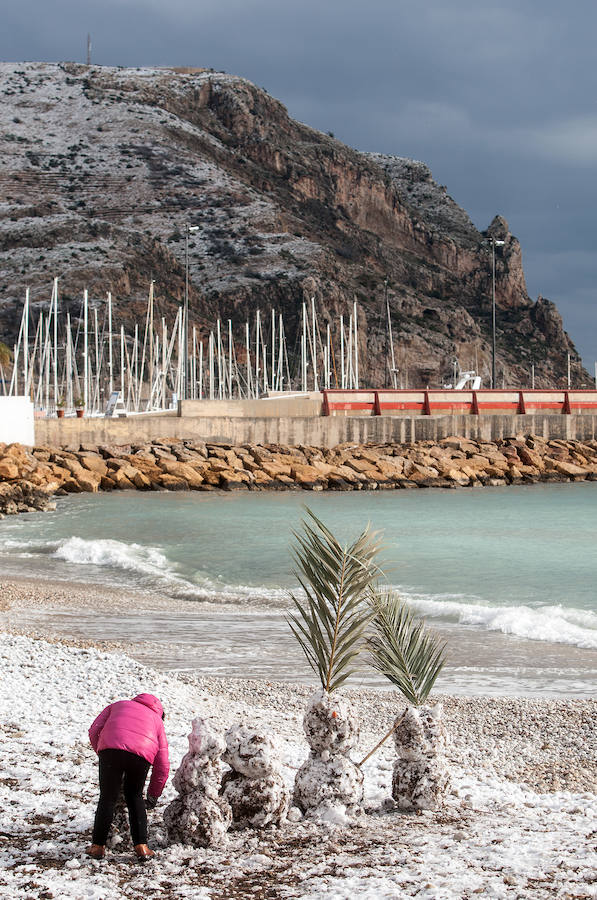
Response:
[[184, 224, 199, 400], [490, 238, 505, 388]]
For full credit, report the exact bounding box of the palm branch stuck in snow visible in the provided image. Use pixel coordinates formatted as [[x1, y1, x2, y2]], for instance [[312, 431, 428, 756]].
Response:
[[367, 590, 446, 707], [359, 591, 447, 767], [287, 508, 383, 694]]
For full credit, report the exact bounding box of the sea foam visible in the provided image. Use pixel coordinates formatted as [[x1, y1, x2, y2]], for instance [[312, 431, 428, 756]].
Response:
[[53, 536, 169, 576], [2, 535, 596, 649], [50, 536, 288, 605], [406, 593, 597, 650]]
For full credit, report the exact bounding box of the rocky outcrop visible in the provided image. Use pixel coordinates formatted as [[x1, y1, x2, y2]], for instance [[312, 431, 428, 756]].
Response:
[[1, 434, 597, 516], [0, 62, 586, 388], [0, 443, 58, 515]]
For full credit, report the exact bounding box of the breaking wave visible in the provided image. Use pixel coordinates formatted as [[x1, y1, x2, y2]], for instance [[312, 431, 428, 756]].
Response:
[[0, 536, 289, 605], [54, 536, 169, 575], [1, 536, 596, 648], [404, 592, 597, 650], [51, 536, 292, 604]]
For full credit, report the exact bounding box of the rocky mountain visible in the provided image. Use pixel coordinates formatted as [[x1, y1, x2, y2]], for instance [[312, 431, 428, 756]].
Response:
[[0, 61, 587, 388]]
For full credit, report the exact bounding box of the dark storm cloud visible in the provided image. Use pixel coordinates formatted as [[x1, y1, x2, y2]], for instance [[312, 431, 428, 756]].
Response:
[[2, 0, 596, 369]]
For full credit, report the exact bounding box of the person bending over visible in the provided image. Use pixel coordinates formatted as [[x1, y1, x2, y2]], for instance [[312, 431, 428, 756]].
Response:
[[86, 693, 170, 861]]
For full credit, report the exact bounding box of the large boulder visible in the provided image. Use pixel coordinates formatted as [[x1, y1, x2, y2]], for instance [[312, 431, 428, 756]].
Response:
[[75, 470, 101, 493], [0, 460, 19, 480]]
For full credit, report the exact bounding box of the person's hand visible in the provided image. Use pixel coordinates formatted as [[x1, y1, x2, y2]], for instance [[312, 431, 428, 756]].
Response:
[[145, 795, 158, 810]]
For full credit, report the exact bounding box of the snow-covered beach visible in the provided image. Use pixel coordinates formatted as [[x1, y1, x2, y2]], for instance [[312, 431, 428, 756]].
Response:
[[1, 578, 596, 899]]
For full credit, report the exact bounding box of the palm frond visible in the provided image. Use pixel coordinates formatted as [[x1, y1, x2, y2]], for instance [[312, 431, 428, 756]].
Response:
[[367, 591, 446, 706], [287, 507, 384, 693]]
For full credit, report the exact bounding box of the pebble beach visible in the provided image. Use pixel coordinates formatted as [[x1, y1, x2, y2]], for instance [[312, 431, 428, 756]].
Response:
[[1, 576, 596, 899]]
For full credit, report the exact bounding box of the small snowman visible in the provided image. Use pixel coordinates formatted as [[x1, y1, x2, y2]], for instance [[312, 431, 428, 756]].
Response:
[[221, 724, 289, 828], [164, 717, 231, 847], [391, 704, 450, 810], [293, 689, 364, 820]]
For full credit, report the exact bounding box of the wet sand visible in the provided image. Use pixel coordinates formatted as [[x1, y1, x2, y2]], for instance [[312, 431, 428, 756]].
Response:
[[2, 574, 597, 698]]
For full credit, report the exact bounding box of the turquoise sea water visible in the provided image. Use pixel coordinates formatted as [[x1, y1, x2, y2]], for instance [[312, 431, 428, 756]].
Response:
[[1, 484, 596, 695]]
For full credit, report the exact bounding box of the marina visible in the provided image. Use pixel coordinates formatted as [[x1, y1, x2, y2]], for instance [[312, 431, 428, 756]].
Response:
[[1, 283, 365, 416]]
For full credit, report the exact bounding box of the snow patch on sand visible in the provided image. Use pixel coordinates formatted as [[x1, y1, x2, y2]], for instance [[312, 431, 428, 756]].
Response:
[[0, 632, 595, 899]]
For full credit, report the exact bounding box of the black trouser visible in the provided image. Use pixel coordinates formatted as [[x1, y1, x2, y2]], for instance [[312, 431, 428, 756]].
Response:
[[92, 748, 151, 846]]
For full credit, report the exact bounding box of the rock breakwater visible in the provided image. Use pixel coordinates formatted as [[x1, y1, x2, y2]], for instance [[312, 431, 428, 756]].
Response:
[[1, 434, 597, 516]]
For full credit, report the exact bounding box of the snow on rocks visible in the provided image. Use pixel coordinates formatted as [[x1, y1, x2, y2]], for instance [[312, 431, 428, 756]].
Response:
[[164, 717, 231, 847], [392, 703, 451, 810], [293, 689, 364, 819], [221, 724, 289, 828]]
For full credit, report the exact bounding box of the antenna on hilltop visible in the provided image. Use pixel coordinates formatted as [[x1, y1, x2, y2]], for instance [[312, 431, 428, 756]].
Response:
[[86, 33, 92, 66]]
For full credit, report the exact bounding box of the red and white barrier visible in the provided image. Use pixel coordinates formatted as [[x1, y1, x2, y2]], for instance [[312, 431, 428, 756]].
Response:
[[322, 389, 597, 417]]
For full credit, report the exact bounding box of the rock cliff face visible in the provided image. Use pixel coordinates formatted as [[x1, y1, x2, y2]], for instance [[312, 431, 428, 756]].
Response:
[[0, 62, 586, 387]]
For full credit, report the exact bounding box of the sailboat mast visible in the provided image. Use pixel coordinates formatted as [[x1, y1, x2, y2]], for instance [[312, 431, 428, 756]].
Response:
[[385, 279, 397, 388], [255, 310, 260, 398], [310, 297, 318, 391], [24, 288, 29, 395], [83, 289, 89, 412], [108, 291, 113, 396], [301, 302, 307, 392], [353, 300, 359, 389]]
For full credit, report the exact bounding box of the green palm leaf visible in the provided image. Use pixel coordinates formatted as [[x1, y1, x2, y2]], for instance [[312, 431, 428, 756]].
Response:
[[287, 508, 384, 693], [367, 591, 446, 706]]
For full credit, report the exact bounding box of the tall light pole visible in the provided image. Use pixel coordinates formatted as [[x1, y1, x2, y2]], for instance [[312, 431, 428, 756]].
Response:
[[490, 238, 505, 388], [184, 224, 199, 399]]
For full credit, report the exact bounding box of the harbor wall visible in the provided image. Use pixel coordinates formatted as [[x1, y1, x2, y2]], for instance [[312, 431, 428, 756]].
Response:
[[34, 411, 597, 449], [179, 396, 323, 418]]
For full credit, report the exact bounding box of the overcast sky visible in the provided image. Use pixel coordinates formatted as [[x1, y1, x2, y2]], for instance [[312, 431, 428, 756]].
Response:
[[3, 0, 596, 370]]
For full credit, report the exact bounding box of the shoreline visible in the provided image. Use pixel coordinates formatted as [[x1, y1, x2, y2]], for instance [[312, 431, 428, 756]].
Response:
[[3, 572, 597, 700], [0, 572, 245, 655], [1, 622, 596, 795], [1, 569, 595, 897]]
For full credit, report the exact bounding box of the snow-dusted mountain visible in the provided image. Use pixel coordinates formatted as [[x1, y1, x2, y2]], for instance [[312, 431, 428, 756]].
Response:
[[0, 62, 584, 386]]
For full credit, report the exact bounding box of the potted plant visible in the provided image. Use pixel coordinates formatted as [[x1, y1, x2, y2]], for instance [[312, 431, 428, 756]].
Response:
[[75, 396, 85, 418], [56, 398, 65, 418]]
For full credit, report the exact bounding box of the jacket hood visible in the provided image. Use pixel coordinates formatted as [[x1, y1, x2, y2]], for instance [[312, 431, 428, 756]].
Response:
[[132, 694, 164, 717]]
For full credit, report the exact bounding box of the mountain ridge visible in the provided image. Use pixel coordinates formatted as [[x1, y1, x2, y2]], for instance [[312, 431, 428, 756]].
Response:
[[0, 61, 586, 387]]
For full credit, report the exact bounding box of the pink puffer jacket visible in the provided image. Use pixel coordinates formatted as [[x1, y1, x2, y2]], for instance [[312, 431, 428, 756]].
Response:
[[89, 693, 170, 798]]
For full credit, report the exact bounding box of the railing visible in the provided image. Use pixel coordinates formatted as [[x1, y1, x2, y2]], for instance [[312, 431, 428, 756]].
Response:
[[322, 389, 597, 416]]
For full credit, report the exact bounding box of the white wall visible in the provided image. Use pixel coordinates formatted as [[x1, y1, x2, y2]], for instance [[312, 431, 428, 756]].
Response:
[[0, 397, 35, 446]]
